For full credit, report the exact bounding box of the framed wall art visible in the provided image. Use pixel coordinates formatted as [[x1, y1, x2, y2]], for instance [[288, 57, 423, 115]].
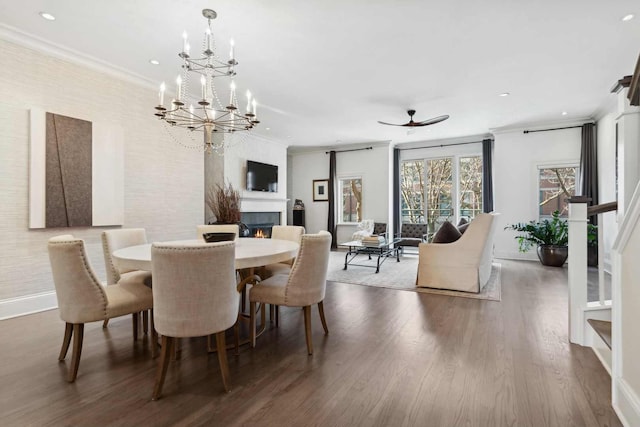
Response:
[[313, 179, 329, 202]]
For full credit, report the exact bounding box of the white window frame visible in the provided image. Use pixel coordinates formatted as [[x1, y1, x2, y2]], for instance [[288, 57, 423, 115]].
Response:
[[338, 176, 362, 225], [535, 161, 580, 220]]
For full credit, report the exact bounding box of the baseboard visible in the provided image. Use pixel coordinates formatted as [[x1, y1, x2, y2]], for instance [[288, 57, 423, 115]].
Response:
[[0, 291, 58, 320], [614, 377, 640, 427], [494, 251, 538, 261]]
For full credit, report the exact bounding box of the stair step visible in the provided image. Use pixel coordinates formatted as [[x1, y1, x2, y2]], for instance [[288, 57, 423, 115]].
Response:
[[587, 319, 612, 349]]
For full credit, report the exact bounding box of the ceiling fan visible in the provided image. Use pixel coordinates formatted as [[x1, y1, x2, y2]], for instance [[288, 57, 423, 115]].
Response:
[[378, 109, 449, 127]]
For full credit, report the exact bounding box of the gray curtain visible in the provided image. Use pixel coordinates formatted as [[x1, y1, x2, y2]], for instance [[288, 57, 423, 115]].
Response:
[[393, 148, 401, 236], [482, 139, 494, 213], [579, 123, 598, 209], [328, 151, 337, 249]]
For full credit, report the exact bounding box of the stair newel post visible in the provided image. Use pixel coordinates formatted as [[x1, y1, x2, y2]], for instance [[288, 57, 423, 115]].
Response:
[[568, 196, 590, 345]]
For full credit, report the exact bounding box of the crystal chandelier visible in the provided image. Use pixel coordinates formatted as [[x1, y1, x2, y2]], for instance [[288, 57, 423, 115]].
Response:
[[154, 9, 259, 153]]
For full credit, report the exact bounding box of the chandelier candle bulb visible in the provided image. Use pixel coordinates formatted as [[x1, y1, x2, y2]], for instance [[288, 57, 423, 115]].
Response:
[[230, 39, 235, 61], [205, 28, 212, 52], [246, 90, 252, 114], [176, 76, 182, 101], [182, 31, 188, 55], [252, 99, 257, 117], [159, 82, 166, 107], [229, 81, 236, 107], [200, 75, 207, 100]]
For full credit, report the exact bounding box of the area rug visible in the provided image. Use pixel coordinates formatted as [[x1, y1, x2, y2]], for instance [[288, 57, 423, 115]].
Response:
[[326, 250, 501, 301]]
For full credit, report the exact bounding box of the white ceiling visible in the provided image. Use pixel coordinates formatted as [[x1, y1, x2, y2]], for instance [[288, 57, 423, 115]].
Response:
[[1, 0, 639, 147]]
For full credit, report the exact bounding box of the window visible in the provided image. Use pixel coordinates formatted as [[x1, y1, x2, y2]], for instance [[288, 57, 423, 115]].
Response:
[[458, 156, 483, 220], [401, 154, 483, 235], [339, 177, 362, 223], [538, 166, 577, 218]]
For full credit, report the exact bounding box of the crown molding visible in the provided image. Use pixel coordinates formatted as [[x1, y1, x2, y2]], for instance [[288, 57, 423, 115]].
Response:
[[0, 23, 157, 90], [395, 133, 492, 150]]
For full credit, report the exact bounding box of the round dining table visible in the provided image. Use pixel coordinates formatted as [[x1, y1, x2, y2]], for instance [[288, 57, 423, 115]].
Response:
[[112, 238, 299, 272]]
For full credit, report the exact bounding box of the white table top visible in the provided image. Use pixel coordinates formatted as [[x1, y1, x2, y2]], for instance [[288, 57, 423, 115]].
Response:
[[112, 238, 299, 272]]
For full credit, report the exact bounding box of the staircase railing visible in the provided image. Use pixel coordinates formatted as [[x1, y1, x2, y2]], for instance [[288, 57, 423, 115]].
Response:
[[568, 198, 616, 345]]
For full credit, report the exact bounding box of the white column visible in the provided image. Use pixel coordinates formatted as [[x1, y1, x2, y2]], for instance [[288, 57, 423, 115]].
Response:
[[614, 85, 640, 219], [568, 198, 589, 345]]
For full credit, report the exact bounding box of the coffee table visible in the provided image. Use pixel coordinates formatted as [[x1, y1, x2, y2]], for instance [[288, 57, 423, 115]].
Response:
[[339, 238, 401, 273]]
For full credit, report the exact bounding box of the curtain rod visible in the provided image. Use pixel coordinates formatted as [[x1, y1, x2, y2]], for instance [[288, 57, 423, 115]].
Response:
[[325, 146, 373, 154], [523, 123, 593, 134], [399, 140, 487, 151]]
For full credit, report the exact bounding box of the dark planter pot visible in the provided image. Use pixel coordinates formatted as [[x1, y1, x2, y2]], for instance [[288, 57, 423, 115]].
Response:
[[537, 245, 568, 267], [587, 245, 598, 267]]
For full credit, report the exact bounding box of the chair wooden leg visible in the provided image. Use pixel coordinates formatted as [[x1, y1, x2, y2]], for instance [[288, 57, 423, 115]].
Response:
[[215, 331, 231, 392], [143, 311, 149, 334], [249, 301, 257, 348], [132, 312, 139, 341], [318, 301, 329, 335], [152, 336, 174, 401], [68, 324, 84, 382], [303, 306, 313, 355], [150, 310, 158, 359], [58, 322, 73, 361], [102, 319, 109, 329]]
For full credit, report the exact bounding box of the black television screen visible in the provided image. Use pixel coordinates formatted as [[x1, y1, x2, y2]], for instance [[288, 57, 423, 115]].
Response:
[[246, 160, 278, 192]]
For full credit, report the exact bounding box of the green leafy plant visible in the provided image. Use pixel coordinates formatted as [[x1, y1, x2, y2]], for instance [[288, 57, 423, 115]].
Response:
[[587, 223, 598, 247], [505, 211, 569, 253]]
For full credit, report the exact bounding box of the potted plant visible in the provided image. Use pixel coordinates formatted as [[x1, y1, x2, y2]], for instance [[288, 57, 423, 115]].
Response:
[[505, 211, 569, 267], [206, 183, 241, 224]]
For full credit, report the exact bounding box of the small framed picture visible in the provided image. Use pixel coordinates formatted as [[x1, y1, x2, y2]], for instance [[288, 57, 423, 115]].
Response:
[[313, 179, 329, 202]]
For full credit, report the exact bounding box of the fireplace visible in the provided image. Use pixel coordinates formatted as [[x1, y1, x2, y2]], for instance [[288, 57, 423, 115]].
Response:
[[240, 212, 281, 238]]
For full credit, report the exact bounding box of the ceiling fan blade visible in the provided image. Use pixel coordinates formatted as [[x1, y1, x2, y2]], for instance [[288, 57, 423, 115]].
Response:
[[377, 120, 406, 126], [414, 115, 450, 126]]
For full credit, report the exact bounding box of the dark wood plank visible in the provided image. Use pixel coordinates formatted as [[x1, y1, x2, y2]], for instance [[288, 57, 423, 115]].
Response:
[[0, 260, 620, 426]]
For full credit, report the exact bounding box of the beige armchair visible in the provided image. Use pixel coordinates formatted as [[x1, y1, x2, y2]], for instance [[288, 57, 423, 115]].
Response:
[[102, 228, 152, 333], [151, 241, 240, 400], [263, 225, 305, 278], [197, 224, 239, 241], [249, 231, 332, 355], [416, 213, 499, 293], [48, 236, 154, 382]]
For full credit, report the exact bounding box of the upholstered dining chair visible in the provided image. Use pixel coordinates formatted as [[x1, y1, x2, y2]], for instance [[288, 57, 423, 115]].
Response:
[[48, 235, 154, 383], [262, 225, 305, 277], [102, 228, 152, 334], [249, 231, 332, 355], [151, 241, 240, 400]]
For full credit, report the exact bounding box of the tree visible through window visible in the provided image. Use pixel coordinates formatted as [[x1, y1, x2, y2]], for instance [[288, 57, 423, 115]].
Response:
[[539, 167, 577, 218], [339, 178, 362, 223], [401, 155, 483, 235]]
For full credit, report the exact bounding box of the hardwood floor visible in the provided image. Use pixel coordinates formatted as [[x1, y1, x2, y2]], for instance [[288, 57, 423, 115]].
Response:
[[0, 260, 620, 426]]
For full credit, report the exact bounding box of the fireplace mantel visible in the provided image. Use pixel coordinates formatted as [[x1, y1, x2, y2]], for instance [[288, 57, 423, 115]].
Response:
[[240, 195, 288, 225]]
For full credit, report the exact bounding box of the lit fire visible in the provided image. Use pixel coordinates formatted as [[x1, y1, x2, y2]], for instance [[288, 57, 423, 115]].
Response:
[[255, 229, 266, 238]]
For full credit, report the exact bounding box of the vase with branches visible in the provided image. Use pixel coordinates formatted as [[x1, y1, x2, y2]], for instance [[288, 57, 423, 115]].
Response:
[[206, 183, 241, 224]]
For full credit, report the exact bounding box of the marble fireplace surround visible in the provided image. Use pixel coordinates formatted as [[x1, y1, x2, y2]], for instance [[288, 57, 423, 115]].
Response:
[[239, 195, 288, 236]]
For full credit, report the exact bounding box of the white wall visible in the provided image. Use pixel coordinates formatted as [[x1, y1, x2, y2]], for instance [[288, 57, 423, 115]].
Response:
[[0, 38, 202, 315], [493, 126, 582, 259], [288, 144, 391, 241], [224, 135, 289, 224]]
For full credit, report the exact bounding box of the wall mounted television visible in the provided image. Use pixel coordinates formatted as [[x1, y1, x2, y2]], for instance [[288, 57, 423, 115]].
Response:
[[246, 160, 278, 192]]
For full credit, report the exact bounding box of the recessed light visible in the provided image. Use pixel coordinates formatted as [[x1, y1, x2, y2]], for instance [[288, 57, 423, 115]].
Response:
[[622, 14, 634, 21], [499, 92, 510, 97], [149, 59, 160, 65], [39, 12, 56, 21], [265, 127, 270, 131], [562, 111, 568, 116]]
